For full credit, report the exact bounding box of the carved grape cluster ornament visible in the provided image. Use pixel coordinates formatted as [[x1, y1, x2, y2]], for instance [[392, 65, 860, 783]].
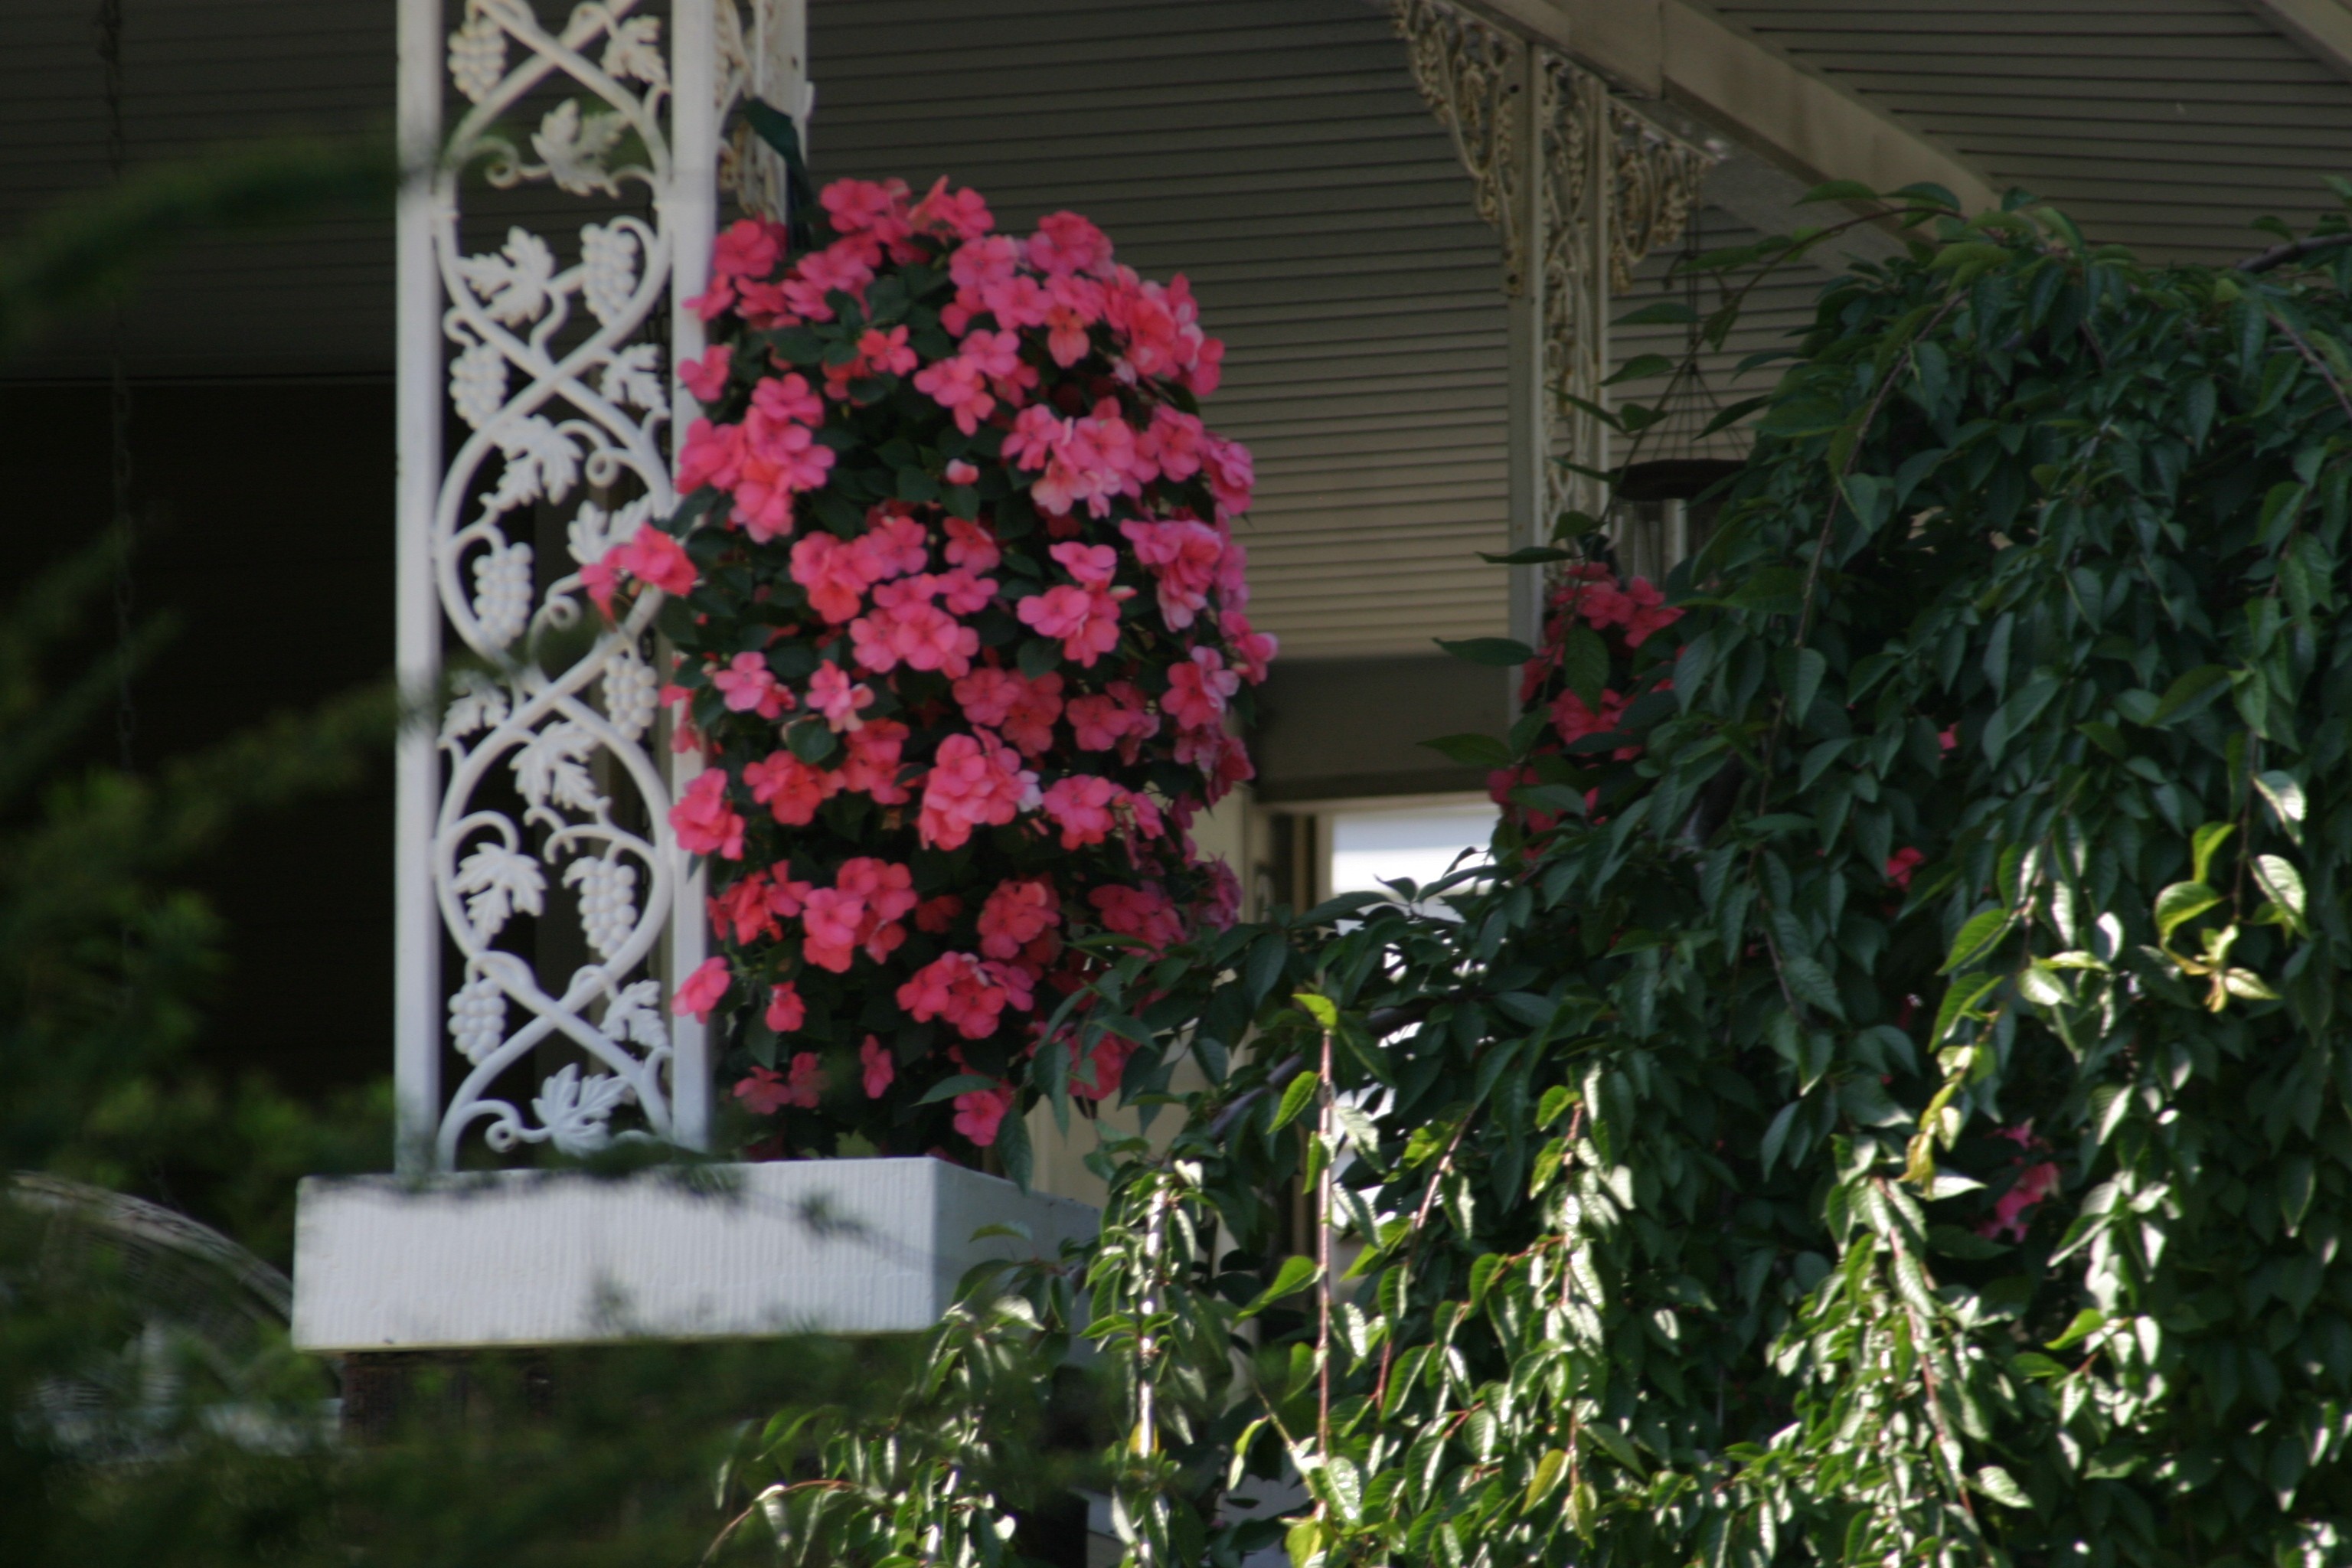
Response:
[[593, 178, 1273, 1161]]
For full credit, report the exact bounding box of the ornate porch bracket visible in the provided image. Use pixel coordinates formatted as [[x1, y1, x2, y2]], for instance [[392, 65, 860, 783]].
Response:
[[393, 0, 807, 1172], [1393, 0, 1713, 646]]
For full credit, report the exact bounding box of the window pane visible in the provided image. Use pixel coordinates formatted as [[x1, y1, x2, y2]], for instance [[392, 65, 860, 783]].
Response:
[[1327, 802, 1498, 902]]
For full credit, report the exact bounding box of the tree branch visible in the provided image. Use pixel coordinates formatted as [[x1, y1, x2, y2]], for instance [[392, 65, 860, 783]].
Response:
[[2238, 232, 2352, 274]]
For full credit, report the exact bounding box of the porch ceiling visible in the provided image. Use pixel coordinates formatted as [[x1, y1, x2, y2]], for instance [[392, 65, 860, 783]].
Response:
[[1694, 0, 2352, 263]]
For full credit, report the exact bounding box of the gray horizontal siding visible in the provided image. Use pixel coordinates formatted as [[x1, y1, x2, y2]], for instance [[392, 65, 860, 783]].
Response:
[[0, 0, 394, 379]]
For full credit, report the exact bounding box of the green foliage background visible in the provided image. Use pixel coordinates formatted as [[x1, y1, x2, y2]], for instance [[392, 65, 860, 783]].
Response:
[[743, 191, 2352, 1568]]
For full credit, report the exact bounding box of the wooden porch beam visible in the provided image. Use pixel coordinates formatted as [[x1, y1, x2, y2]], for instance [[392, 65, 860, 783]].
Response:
[[1472, 0, 2000, 213], [2238, 0, 2352, 92]]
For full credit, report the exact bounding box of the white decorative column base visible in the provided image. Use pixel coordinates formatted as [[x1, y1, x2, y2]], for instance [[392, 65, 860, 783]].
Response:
[[291, 1158, 1096, 1351]]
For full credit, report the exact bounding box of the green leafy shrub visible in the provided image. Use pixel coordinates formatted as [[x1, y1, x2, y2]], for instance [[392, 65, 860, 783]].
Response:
[[756, 191, 2352, 1568]]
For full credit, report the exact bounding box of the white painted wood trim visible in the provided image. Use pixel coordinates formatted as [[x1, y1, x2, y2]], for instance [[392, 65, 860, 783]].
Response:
[[392, 0, 443, 1174], [1478, 0, 2000, 212], [2239, 0, 2352, 92], [292, 1159, 1097, 1351]]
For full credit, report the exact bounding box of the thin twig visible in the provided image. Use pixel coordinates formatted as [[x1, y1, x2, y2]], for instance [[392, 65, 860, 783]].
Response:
[[1370, 1112, 1475, 1412], [2238, 231, 2352, 274], [1204, 1001, 1439, 1142], [1315, 1024, 1335, 1458], [2262, 305, 2352, 431]]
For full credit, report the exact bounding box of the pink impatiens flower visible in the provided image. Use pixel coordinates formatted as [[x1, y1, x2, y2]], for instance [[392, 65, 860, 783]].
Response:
[[1163, 647, 1240, 731], [860, 1034, 896, 1098], [1049, 540, 1119, 588], [1222, 610, 1278, 684], [952, 1084, 1015, 1146], [1619, 579, 1682, 648], [587, 524, 697, 616], [709, 866, 815, 944], [942, 515, 1000, 572], [678, 343, 733, 402], [710, 876, 779, 946], [1886, 848, 1925, 890], [1121, 517, 1223, 629], [733, 1067, 792, 1115], [712, 217, 786, 282], [897, 952, 1034, 1040], [669, 769, 746, 859], [851, 577, 981, 678], [800, 857, 918, 972], [1139, 404, 1206, 480], [1202, 434, 1254, 517], [1017, 582, 1130, 666], [799, 886, 867, 974], [1040, 773, 1121, 849], [710, 652, 792, 719], [910, 177, 992, 242], [786, 1050, 828, 1107], [977, 877, 1060, 959], [732, 1050, 827, 1115], [781, 237, 878, 321], [1076, 1034, 1137, 1102], [671, 955, 731, 1021], [1065, 688, 1155, 753], [727, 375, 838, 541], [1026, 211, 1114, 278], [840, 717, 911, 804], [1090, 882, 1186, 951], [1550, 688, 1628, 749], [808, 663, 875, 731], [918, 733, 1038, 850], [953, 668, 1063, 756], [1983, 1160, 2061, 1242], [1041, 275, 1102, 367], [743, 750, 841, 827], [765, 981, 807, 1034], [790, 532, 879, 624], [912, 353, 995, 435], [820, 178, 913, 245], [1002, 403, 1069, 470]]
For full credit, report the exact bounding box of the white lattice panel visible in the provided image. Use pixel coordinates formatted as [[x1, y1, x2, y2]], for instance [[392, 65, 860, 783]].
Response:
[[396, 0, 745, 1169]]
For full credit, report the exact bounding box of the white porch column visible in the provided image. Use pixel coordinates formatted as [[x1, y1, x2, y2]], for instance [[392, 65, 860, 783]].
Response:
[[393, 0, 445, 1173], [1500, 42, 1547, 653], [393, 0, 807, 1171]]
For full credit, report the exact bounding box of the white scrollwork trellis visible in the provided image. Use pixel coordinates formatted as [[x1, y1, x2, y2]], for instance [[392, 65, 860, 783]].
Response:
[[397, 0, 730, 1169]]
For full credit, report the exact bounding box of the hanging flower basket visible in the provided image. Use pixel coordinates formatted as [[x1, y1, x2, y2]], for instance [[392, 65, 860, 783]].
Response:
[[587, 178, 1273, 1168]]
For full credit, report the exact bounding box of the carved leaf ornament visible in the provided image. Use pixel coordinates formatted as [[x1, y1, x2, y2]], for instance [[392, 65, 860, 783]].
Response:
[[588, 175, 1273, 1171], [424, 0, 688, 1164], [1392, 0, 1714, 524]]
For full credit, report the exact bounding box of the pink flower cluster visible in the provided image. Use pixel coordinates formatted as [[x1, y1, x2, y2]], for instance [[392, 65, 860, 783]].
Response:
[[633, 178, 1271, 1159], [1494, 562, 1681, 838], [897, 952, 1034, 1040]]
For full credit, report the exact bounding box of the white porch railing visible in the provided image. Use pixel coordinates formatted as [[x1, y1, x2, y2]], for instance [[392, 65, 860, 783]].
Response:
[[393, 0, 804, 1172]]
